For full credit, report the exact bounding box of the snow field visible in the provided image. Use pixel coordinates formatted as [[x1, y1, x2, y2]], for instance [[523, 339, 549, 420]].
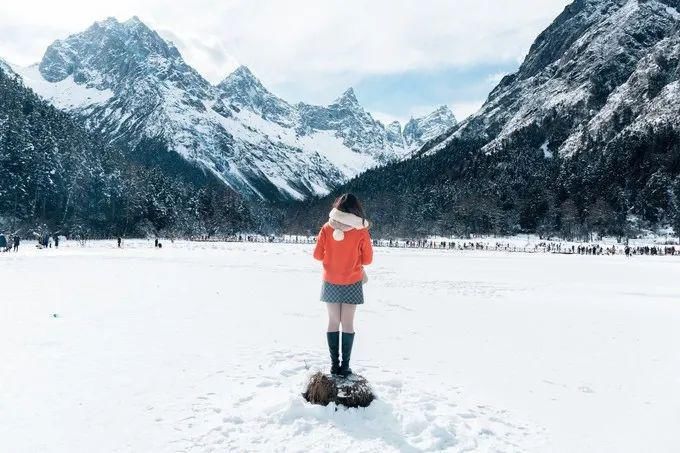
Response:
[[1, 240, 679, 452]]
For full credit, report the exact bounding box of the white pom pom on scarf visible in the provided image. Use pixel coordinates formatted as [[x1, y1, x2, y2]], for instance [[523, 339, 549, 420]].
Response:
[[328, 208, 369, 242]]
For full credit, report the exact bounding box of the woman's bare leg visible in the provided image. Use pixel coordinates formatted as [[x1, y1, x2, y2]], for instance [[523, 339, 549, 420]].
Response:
[[326, 303, 341, 332], [340, 303, 357, 333]]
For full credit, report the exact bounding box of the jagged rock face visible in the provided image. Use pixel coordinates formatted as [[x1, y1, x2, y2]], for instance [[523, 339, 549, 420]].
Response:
[[423, 0, 680, 158], [296, 89, 406, 164], [403, 106, 457, 149], [39, 17, 209, 97], [14, 17, 456, 201], [216, 65, 295, 127], [385, 121, 405, 146]]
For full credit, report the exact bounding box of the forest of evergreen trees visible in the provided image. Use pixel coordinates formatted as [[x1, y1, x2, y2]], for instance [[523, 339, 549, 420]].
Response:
[[3, 66, 679, 241], [283, 127, 680, 240], [0, 69, 254, 239]]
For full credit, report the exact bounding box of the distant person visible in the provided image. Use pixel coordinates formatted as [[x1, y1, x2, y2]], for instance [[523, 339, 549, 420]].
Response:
[[117, 237, 122, 248], [313, 193, 373, 378], [0, 233, 6, 252], [13, 235, 20, 252], [154, 238, 159, 248], [54, 235, 59, 248]]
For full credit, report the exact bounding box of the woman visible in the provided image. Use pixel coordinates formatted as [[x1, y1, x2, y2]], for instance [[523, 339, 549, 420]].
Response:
[[313, 193, 373, 377]]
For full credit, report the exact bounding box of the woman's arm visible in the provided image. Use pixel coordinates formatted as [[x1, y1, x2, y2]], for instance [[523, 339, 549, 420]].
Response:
[[313, 227, 326, 261], [360, 230, 373, 265]]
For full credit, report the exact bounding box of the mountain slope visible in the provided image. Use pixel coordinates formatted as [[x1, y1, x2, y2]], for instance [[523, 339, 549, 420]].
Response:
[[424, 0, 680, 158], [286, 0, 680, 238], [0, 64, 253, 237], [12, 18, 456, 201]]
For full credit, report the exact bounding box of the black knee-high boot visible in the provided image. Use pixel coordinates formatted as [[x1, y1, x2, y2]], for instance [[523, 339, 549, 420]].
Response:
[[327, 332, 340, 375], [339, 332, 355, 377]]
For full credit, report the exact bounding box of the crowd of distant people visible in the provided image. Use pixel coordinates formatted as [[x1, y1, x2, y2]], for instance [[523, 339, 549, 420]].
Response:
[[0, 232, 172, 252], [0, 232, 62, 252], [2, 232, 677, 257], [0, 233, 20, 252], [216, 235, 678, 257], [369, 238, 678, 257], [37, 233, 60, 249]]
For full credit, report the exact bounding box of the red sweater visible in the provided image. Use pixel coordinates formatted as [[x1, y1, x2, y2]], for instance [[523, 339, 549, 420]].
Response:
[[313, 223, 373, 285]]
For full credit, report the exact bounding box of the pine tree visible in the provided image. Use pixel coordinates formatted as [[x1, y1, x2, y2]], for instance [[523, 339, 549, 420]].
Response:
[[672, 176, 680, 240]]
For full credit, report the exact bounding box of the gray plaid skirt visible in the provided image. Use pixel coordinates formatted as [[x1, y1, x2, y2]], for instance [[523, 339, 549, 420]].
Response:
[[320, 280, 364, 305]]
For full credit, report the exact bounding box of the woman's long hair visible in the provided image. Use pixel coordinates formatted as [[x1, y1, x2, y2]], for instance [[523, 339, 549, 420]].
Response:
[[333, 193, 367, 226]]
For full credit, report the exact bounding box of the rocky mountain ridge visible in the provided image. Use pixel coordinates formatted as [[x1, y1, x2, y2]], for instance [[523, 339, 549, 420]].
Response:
[[9, 17, 456, 200], [422, 0, 680, 159]]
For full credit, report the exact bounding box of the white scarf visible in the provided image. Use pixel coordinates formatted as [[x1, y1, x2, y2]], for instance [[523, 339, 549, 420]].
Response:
[[328, 208, 369, 241]]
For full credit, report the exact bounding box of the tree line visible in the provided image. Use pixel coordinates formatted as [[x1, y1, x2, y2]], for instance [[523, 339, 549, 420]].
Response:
[[3, 66, 679, 241], [0, 69, 254, 238], [282, 124, 680, 240]]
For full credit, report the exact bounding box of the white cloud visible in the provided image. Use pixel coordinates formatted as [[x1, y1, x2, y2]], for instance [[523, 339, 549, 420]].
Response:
[[486, 72, 508, 85], [450, 100, 485, 121], [157, 29, 240, 83], [0, 0, 572, 115], [0, 0, 571, 83], [372, 100, 485, 126]]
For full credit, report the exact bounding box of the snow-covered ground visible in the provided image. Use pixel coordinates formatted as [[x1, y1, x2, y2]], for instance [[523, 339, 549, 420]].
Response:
[[2, 240, 679, 452]]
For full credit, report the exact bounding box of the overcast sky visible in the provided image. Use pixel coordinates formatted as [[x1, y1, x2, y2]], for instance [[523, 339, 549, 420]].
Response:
[[0, 0, 571, 123]]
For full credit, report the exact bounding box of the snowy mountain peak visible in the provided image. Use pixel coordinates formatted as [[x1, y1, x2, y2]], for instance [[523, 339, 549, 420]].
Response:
[[13, 18, 460, 202], [411, 0, 680, 173], [387, 120, 402, 135], [124, 15, 145, 26], [87, 16, 162, 46], [216, 65, 294, 125], [221, 65, 259, 86], [218, 65, 270, 96], [432, 105, 454, 116], [96, 16, 142, 28], [333, 87, 360, 107], [417, 105, 457, 127], [403, 106, 458, 148], [385, 121, 404, 146], [38, 15, 195, 90]]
